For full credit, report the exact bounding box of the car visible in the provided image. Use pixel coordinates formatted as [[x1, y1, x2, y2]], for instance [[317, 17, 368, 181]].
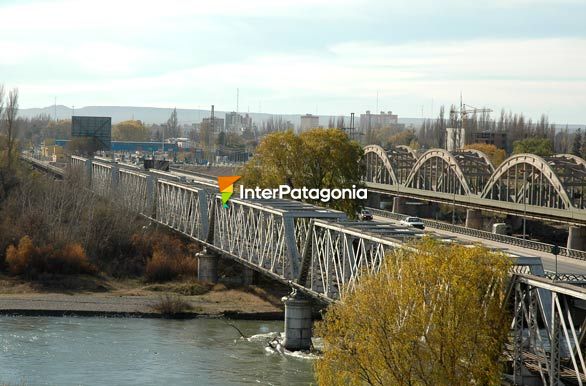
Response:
[[358, 209, 373, 221], [400, 216, 425, 230]]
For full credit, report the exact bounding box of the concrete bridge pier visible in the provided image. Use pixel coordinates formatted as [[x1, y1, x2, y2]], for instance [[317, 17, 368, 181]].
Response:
[[197, 248, 219, 283], [465, 209, 483, 230], [506, 215, 524, 233], [567, 226, 586, 251], [392, 196, 407, 214], [281, 289, 313, 351], [366, 192, 381, 209]]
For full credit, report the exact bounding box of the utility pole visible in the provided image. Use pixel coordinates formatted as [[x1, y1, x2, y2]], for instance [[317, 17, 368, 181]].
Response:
[[210, 104, 215, 164], [236, 88, 239, 113]]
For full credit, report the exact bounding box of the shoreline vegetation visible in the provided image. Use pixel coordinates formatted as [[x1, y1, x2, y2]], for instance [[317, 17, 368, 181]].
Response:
[[0, 160, 289, 320]]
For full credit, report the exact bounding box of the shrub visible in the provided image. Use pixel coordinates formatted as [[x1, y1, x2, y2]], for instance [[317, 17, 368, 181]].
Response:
[[143, 234, 198, 282], [144, 250, 197, 283], [5, 236, 96, 278], [149, 293, 193, 317]]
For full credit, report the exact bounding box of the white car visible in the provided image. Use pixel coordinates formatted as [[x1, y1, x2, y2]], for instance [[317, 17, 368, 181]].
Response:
[[400, 216, 425, 230]]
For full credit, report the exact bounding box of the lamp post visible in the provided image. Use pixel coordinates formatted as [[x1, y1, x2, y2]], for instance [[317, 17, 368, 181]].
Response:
[[452, 162, 456, 225], [523, 167, 527, 239]]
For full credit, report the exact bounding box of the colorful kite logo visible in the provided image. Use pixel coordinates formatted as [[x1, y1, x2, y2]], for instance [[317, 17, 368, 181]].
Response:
[[218, 176, 241, 208]]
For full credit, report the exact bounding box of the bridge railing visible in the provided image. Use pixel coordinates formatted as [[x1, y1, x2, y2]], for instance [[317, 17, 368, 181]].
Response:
[[508, 273, 586, 385], [366, 207, 586, 261], [155, 179, 209, 241], [212, 197, 346, 283], [298, 219, 404, 300]]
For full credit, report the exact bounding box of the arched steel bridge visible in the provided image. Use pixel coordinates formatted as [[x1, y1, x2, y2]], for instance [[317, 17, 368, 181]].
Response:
[[363, 145, 586, 224]]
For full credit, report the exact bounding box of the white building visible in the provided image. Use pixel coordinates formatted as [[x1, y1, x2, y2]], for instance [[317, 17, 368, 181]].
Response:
[[359, 110, 399, 132], [445, 127, 465, 151], [300, 114, 319, 131]]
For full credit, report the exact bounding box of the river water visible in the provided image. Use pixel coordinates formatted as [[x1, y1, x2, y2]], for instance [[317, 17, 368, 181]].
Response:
[[0, 316, 315, 386]]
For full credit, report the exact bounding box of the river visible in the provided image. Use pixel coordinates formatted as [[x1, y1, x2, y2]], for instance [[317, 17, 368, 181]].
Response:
[[0, 316, 315, 386]]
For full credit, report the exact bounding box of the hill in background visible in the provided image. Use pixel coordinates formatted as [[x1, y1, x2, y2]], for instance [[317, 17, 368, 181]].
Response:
[[18, 105, 584, 132]]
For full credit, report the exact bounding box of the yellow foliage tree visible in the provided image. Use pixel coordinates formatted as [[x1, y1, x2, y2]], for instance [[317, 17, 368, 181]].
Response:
[[241, 128, 364, 216], [112, 120, 150, 141], [463, 143, 506, 167], [315, 238, 511, 386]]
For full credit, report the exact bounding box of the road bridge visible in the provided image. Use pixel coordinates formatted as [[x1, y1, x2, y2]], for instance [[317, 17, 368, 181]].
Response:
[[19, 154, 586, 383], [363, 145, 586, 249]]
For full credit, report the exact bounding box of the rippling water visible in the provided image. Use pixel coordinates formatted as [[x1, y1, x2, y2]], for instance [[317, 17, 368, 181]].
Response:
[[0, 316, 315, 386]]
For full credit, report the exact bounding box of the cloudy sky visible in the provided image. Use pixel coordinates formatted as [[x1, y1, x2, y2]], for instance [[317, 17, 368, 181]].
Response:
[[2, 0, 585, 123]]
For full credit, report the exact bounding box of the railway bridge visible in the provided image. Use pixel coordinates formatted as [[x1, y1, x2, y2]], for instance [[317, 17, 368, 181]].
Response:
[[20, 154, 586, 385]]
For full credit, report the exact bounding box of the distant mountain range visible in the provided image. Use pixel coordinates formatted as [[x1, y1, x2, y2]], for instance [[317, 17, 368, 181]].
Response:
[[18, 105, 585, 131]]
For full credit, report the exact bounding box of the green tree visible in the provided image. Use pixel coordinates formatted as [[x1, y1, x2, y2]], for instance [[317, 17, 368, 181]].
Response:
[[241, 128, 364, 215], [572, 129, 582, 157], [315, 238, 511, 386], [166, 108, 180, 138], [512, 137, 553, 157], [217, 131, 226, 147], [112, 120, 150, 141]]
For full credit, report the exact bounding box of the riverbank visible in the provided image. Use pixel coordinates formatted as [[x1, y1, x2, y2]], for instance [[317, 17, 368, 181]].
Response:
[[0, 274, 287, 319]]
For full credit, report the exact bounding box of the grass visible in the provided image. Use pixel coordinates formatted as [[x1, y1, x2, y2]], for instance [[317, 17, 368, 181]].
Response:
[[143, 280, 211, 296], [149, 293, 194, 318]]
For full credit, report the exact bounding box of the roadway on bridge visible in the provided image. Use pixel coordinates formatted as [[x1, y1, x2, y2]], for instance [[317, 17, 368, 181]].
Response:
[[372, 215, 586, 275]]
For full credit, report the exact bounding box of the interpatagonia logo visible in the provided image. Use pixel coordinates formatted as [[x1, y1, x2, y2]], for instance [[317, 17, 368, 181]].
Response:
[[218, 176, 241, 208]]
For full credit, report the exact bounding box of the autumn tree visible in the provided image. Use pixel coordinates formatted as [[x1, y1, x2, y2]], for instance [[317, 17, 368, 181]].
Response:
[[513, 137, 554, 156], [44, 119, 71, 140], [315, 238, 511, 386], [112, 120, 150, 141], [386, 129, 417, 148], [66, 137, 102, 157], [241, 128, 364, 215], [464, 143, 506, 166]]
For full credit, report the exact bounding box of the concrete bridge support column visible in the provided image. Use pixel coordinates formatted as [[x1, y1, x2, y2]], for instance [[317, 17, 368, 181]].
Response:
[[241, 266, 254, 285], [197, 248, 219, 283], [567, 226, 586, 251], [465, 209, 483, 230], [366, 192, 381, 209], [392, 196, 407, 214], [282, 289, 312, 351]]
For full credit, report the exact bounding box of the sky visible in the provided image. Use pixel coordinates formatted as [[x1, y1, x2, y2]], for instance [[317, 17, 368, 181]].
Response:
[[1, 0, 586, 123]]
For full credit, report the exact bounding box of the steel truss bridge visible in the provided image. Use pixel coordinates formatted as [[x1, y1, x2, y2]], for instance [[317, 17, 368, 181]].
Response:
[[21, 154, 586, 384], [363, 145, 586, 224]]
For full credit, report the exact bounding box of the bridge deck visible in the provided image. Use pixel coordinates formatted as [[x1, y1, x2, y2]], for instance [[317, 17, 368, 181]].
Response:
[[372, 214, 586, 274]]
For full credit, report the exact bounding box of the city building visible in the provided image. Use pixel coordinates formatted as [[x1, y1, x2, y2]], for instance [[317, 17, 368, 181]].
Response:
[[54, 139, 179, 152], [225, 112, 253, 133], [359, 110, 399, 132], [300, 114, 320, 131], [199, 117, 225, 133], [472, 131, 508, 150], [445, 127, 466, 151]]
